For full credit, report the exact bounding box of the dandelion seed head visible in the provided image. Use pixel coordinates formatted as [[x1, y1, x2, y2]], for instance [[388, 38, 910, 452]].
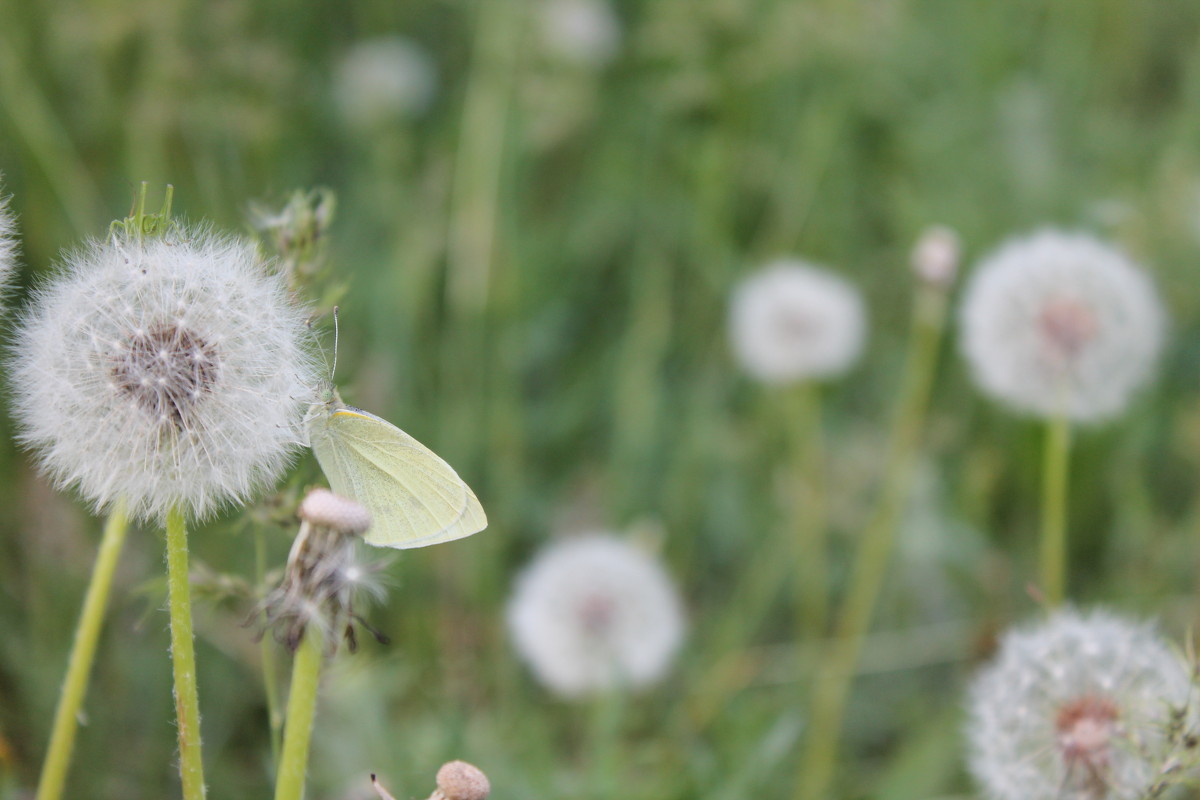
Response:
[[911, 225, 960, 287], [729, 259, 867, 384], [334, 37, 437, 128], [966, 608, 1192, 800], [538, 0, 621, 67], [300, 487, 372, 535], [10, 228, 318, 521], [0, 184, 19, 300], [506, 533, 686, 698], [959, 230, 1166, 422]]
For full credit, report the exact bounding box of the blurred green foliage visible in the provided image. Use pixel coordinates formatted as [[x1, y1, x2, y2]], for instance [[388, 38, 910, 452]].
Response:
[[1, 0, 1200, 798]]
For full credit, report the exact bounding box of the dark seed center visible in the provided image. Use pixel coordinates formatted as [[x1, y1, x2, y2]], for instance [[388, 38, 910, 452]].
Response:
[[111, 323, 219, 429]]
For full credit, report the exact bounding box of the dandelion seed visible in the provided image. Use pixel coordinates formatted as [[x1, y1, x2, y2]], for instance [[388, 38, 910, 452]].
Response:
[[966, 608, 1194, 800], [729, 259, 867, 384], [0, 182, 19, 297], [334, 37, 437, 128], [538, 0, 621, 67], [959, 230, 1165, 422], [10, 226, 319, 521], [506, 533, 686, 698]]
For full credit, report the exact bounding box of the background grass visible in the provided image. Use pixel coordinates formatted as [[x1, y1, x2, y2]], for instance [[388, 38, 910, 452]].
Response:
[[1, 0, 1200, 797]]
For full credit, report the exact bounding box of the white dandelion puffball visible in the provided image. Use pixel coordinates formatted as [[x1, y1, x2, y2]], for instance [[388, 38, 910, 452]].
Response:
[[959, 230, 1165, 422], [334, 37, 437, 127], [967, 608, 1192, 800], [538, 0, 621, 67], [10, 228, 318, 522], [0, 186, 18, 292], [507, 534, 686, 697], [729, 259, 867, 383]]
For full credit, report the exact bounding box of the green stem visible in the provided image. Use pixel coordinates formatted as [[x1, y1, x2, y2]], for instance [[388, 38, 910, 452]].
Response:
[[274, 631, 324, 800], [790, 383, 828, 637], [587, 687, 625, 800], [166, 506, 206, 800], [35, 499, 130, 800], [795, 286, 948, 800], [1040, 412, 1072, 607], [256, 529, 283, 771]]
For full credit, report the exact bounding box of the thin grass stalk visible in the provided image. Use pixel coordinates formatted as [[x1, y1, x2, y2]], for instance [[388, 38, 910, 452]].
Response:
[[166, 506, 206, 800], [789, 383, 829, 636], [795, 284, 949, 800], [35, 498, 130, 800]]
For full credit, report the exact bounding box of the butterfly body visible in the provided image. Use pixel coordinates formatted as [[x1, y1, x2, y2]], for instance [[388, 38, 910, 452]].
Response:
[[306, 389, 487, 549]]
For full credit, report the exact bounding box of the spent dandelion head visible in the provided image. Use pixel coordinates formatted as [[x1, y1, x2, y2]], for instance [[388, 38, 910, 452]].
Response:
[[259, 488, 387, 653], [729, 259, 867, 384], [959, 230, 1166, 422], [334, 37, 437, 129], [911, 225, 961, 288], [538, 0, 622, 67], [10, 223, 319, 522], [506, 533, 686, 698], [966, 608, 1196, 800]]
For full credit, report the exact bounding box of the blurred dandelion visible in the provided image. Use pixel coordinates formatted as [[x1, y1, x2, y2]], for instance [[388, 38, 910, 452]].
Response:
[[967, 608, 1197, 800], [11, 225, 318, 521], [729, 259, 866, 384], [959, 230, 1165, 423], [537, 0, 621, 68], [507, 533, 686, 697], [0, 183, 18, 292], [334, 37, 437, 128], [372, 760, 490, 800]]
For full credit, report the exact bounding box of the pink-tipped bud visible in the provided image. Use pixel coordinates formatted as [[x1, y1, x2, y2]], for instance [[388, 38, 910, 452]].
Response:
[[299, 488, 372, 535], [435, 760, 490, 800], [911, 225, 960, 287]]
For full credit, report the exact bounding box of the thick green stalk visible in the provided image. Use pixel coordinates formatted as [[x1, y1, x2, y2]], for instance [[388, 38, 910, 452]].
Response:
[[274, 632, 324, 800], [795, 286, 948, 800], [166, 506, 206, 800], [35, 499, 130, 800], [1040, 412, 1072, 607]]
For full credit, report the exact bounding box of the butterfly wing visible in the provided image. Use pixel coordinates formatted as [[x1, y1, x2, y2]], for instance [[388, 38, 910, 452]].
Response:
[[309, 405, 487, 549]]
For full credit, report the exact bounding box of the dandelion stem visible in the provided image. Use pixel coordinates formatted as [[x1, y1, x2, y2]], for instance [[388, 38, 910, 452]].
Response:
[[274, 631, 324, 800], [790, 383, 829, 636], [256, 528, 283, 771], [587, 687, 625, 800], [35, 498, 129, 800], [1040, 412, 1072, 607], [795, 284, 948, 800], [166, 506, 206, 800]]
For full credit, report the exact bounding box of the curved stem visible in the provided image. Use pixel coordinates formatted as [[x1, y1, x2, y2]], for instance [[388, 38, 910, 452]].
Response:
[[1040, 412, 1072, 607], [274, 631, 324, 800], [35, 499, 130, 800], [795, 285, 948, 800], [166, 506, 206, 800]]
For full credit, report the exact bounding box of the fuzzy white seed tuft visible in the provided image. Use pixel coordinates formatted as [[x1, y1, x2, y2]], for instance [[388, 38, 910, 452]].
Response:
[[959, 230, 1166, 422], [0, 183, 19, 299], [729, 259, 867, 384], [911, 225, 960, 287], [966, 608, 1194, 800], [507, 533, 686, 698], [299, 488, 372, 536], [334, 37, 437, 128], [9, 227, 319, 522], [434, 760, 490, 800], [538, 0, 622, 67]]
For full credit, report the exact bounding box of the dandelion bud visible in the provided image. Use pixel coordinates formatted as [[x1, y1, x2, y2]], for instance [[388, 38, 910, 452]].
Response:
[[966, 608, 1194, 800], [911, 225, 960, 287], [10, 226, 319, 521], [434, 760, 490, 800], [260, 489, 384, 652], [299, 487, 371, 535], [507, 533, 686, 697], [729, 259, 867, 384], [959, 230, 1165, 422]]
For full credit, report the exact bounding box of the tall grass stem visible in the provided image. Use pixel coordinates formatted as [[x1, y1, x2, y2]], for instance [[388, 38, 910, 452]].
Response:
[[795, 285, 948, 800]]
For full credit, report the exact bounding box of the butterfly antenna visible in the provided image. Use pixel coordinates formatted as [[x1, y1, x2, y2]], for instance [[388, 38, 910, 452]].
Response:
[[331, 305, 340, 383]]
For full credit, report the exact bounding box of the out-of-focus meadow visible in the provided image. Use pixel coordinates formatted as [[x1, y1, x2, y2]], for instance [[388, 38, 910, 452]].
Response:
[[2, 1, 1200, 798]]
